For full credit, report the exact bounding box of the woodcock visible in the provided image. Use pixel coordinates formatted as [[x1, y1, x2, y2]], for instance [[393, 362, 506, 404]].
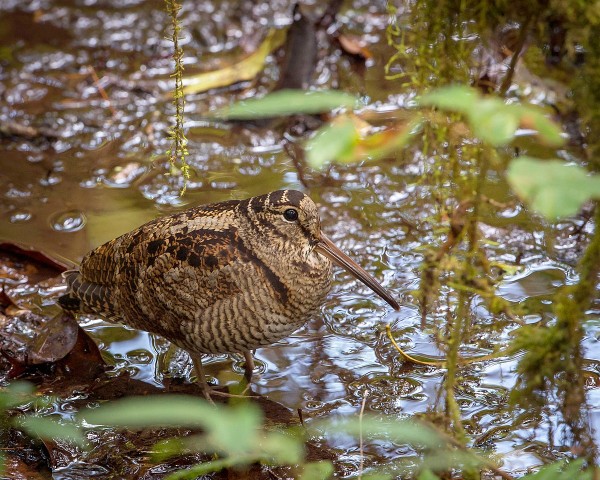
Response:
[[59, 190, 399, 399]]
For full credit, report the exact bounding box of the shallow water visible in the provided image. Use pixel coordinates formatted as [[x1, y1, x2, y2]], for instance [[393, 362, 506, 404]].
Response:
[[1, 0, 598, 478]]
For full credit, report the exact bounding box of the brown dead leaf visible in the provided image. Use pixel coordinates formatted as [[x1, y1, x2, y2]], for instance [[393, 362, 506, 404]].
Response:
[[0, 242, 71, 273], [56, 325, 105, 379], [0, 311, 78, 366], [1, 453, 49, 480], [338, 34, 373, 59], [29, 314, 79, 364]]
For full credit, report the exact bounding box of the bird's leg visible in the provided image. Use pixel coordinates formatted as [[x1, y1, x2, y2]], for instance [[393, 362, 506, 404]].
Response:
[[236, 350, 256, 395], [243, 350, 255, 383], [192, 355, 256, 402], [192, 356, 216, 404]]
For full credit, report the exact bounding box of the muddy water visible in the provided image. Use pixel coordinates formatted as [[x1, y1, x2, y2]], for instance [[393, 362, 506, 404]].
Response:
[[0, 1, 598, 478]]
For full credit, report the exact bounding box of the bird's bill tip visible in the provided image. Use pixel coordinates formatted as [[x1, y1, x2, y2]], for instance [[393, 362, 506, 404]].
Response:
[[315, 234, 400, 311]]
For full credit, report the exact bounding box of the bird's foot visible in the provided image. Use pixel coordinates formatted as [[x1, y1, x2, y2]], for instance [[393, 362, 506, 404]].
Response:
[[192, 355, 256, 404], [200, 384, 257, 404]]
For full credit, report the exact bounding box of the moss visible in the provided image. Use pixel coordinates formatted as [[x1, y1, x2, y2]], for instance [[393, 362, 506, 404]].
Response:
[[508, 205, 600, 459], [164, 0, 190, 194], [386, 0, 600, 467]]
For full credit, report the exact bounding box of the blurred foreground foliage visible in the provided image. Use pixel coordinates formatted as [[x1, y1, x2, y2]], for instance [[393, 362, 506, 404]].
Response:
[[1, 385, 596, 479]]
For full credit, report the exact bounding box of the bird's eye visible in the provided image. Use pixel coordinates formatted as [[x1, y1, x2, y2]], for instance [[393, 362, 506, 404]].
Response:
[[283, 208, 299, 222]]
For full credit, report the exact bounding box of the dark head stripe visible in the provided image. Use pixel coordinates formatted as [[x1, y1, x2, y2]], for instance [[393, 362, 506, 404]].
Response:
[[282, 190, 306, 207], [267, 190, 286, 206]]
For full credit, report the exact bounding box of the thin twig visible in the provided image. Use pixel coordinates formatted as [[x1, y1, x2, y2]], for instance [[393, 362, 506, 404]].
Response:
[[499, 13, 534, 96], [87, 65, 117, 116], [358, 389, 369, 479], [386, 325, 445, 367]]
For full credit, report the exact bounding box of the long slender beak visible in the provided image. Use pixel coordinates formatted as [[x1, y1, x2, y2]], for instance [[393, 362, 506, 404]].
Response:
[[314, 234, 400, 311]]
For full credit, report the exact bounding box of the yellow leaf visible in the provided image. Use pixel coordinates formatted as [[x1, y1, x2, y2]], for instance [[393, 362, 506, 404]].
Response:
[[181, 29, 287, 95]]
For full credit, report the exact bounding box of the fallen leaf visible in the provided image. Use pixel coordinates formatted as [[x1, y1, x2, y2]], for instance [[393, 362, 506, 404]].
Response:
[[182, 29, 287, 95], [338, 34, 373, 59]]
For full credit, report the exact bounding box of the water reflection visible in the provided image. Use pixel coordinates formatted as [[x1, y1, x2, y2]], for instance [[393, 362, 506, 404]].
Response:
[[50, 210, 87, 232]]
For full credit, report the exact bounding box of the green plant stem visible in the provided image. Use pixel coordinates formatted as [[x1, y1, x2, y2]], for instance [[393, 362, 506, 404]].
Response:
[[445, 294, 465, 442]]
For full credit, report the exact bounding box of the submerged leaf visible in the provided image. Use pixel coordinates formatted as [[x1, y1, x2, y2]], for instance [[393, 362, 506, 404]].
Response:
[[213, 89, 359, 120], [29, 314, 79, 364], [181, 29, 287, 95], [507, 157, 600, 220]]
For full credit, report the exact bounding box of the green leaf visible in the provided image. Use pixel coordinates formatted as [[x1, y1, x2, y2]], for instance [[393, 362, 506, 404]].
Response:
[[561, 460, 593, 480], [469, 98, 520, 146], [420, 86, 519, 145], [17, 416, 86, 447], [306, 118, 358, 168], [80, 395, 269, 459], [418, 85, 477, 113], [519, 459, 592, 480], [359, 473, 393, 480], [312, 417, 443, 448], [419, 85, 564, 147], [418, 469, 441, 480], [79, 395, 218, 429], [517, 106, 564, 147], [507, 157, 600, 220], [204, 403, 263, 456], [213, 90, 359, 120], [260, 431, 304, 464], [152, 437, 187, 462], [165, 457, 241, 480], [0, 381, 36, 409], [298, 461, 335, 480]]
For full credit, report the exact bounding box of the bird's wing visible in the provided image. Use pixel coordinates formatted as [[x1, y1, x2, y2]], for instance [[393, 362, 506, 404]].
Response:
[[77, 205, 250, 308], [79, 202, 240, 284]]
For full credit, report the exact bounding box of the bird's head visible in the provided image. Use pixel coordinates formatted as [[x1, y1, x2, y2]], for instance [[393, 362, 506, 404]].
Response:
[[237, 190, 399, 311]]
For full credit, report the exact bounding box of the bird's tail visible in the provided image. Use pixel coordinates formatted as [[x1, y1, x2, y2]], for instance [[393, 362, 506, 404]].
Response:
[[58, 270, 82, 313]]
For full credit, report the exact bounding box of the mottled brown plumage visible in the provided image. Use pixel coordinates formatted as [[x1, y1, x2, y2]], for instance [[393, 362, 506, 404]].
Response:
[[60, 190, 398, 399]]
